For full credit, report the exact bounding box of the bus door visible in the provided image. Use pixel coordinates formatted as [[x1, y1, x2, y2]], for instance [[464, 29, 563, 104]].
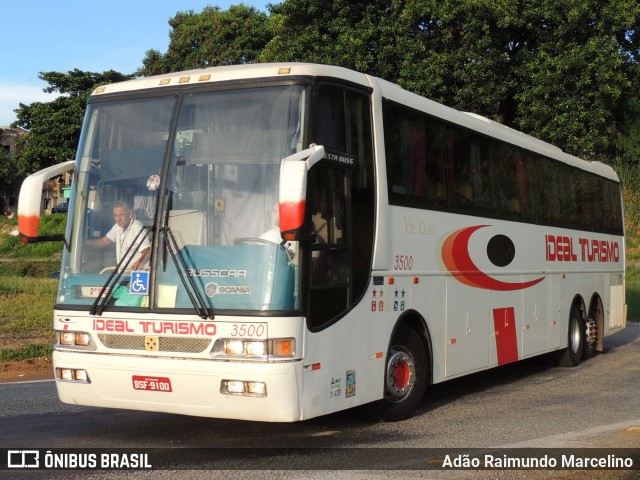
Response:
[[305, 164, 352, 327], [303, 82, 375, 330]]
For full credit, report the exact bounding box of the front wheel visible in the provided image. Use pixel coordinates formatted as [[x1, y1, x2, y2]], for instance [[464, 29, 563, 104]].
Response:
[[365, 325, 428, 422]]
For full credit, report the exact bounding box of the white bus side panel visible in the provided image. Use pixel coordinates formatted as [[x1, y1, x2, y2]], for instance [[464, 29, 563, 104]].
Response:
[[445, 279, 491, 377], [521, 277, 549, 357]]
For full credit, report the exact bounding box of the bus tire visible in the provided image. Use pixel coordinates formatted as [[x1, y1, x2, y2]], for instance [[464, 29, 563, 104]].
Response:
[[582, 298, 601, 360], [552, 307, 584, 367], [365, 325, 428, 422]]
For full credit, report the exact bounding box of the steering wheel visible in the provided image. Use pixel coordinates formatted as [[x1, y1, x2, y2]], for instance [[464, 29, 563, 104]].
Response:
[[99, 266, 117, 274], [233, 237, 274, 246]]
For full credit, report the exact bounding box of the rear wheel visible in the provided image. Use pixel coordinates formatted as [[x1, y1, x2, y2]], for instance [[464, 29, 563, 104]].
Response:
[[365, 325, 428, 421], [582, 299, 601, 360], [552, 306, 584, 367]]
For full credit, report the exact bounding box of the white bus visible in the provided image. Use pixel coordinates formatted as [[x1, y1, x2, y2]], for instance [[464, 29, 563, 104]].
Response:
[[19, 63, 626, 422]]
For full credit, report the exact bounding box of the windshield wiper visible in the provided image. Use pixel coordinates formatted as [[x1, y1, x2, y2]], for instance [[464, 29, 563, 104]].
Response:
[[90, 226, 152, 316], [161, 226, 214, 319]]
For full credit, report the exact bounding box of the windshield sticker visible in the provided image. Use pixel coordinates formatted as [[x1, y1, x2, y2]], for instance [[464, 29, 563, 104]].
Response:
[[146, 175, 161, 191], [205, 282, 252, 296], [129, 271, 149, 295]]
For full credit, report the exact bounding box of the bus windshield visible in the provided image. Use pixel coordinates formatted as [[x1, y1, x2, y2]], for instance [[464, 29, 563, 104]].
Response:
[[59, 85, 306, 314]]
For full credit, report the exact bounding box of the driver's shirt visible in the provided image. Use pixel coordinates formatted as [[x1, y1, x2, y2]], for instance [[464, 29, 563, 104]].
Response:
[[106, 219, 151, 266]]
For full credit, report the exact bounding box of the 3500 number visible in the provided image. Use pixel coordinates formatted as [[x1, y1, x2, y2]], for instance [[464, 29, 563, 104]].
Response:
[[394, 255, 414, 271], [230, 323, 266, 338]]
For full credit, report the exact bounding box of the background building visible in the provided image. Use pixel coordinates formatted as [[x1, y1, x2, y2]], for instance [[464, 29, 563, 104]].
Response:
[[0, 126, 71, 215]]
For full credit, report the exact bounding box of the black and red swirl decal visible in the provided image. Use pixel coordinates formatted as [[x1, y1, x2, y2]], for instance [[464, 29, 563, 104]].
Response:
[[441, 225, 545, 291]]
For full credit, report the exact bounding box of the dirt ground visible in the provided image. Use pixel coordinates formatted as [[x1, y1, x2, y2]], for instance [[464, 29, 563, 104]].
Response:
[[0, 356, 54, 382]]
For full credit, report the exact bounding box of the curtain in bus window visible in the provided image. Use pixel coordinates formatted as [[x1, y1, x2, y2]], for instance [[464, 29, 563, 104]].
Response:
[[446, 129, 470, 209], [424, 119, 447, 207], [494, 144, 522, 219], [214, 164, 279, 245], [382, 103, 448, 208], [576, 170, 594, 231], [535, 157, 557, 225], [94, 99, 172, 182], [411, 124, 427, 197], [177, 87, 304, 166], [602, 180, 623, 234], [559, 165, 579, 228]]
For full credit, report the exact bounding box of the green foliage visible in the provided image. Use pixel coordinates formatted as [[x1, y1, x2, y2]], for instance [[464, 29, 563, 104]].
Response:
[[0, 215, 64, 272], [139, 5, 270, 75], [611, 157, 640, 237], [615, 64, 640, 163], [261, 0, 640, 159], [0, 149, 25, 200], [0, 345, 52, 362], [513, 1, 636, 157], [0, 276, 57, 346], [262, 0, 413, 79], [11, 69, 132, 173]]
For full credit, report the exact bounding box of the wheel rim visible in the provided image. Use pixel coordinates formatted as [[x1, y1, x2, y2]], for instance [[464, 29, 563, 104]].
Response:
[[386, 348, 416, 399], [569, 316, 581, 354]]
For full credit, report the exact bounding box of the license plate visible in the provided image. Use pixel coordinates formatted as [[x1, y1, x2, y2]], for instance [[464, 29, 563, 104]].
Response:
[[132, 375, 172, 392]]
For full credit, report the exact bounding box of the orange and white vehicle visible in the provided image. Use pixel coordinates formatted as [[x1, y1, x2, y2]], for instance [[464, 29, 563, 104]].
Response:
[[19, 63, 626, 422]]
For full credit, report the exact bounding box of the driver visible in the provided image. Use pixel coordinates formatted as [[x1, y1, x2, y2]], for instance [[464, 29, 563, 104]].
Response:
[[86, 201, 151, 271]]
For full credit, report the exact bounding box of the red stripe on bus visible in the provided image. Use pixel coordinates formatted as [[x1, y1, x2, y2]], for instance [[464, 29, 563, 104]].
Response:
[[493, 307, 519, 365], [441, 225, 544, 291]]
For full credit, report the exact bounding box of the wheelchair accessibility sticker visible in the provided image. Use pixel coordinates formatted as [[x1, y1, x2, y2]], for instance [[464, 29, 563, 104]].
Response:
[[130, 271, 149, 295]]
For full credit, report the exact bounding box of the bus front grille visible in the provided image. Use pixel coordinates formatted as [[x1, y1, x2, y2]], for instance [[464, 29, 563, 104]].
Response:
[[97, 334, 211, 353]]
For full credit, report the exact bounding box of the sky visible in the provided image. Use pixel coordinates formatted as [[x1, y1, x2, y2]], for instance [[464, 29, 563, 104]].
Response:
[[0, 0, 270, 126]]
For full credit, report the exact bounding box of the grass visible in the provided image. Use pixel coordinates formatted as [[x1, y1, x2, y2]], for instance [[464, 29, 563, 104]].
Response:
[[0, 276, 58, 350], [0, 215, 62, 357], [0, 344, 53, 362], [0, 214, 64, 277]]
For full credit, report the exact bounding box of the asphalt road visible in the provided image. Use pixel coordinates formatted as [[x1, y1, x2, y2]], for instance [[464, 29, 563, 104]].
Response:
[[1, 324, 639, 479]]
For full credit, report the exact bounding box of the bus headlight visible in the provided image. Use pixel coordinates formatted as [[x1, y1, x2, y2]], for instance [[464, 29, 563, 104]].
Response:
[[221, 379, 267, 397], [56, 368, 91, 383], [211, 338, 295, 359], [57, 331, 96, 350]]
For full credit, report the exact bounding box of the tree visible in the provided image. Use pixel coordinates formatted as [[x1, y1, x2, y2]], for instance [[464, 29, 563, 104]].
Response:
[[261, 0, 413, 79], [0, 148, 24, 206], [12, 69, 131, 173], [138, 5, 270, 76], [261, 0, 639, 158], [512, 0, 639, 157]]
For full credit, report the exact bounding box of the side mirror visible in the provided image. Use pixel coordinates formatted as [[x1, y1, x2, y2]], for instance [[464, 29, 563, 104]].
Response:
[[18, 160, 75, 243], [278, 145, 325, 240]]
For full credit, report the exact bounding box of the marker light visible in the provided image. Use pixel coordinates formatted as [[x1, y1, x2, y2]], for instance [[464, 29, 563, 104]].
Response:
[[271, 338, 294, 357]]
